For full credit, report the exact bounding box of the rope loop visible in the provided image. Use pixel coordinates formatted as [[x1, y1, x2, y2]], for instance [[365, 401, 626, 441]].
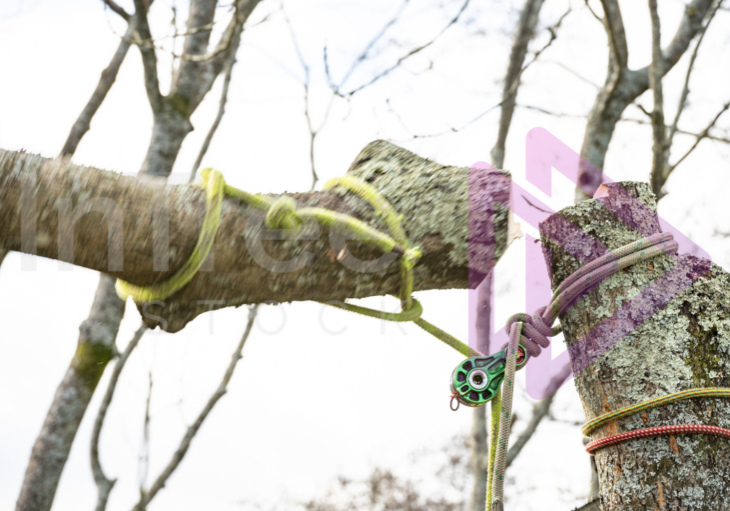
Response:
[[265, 196, 302, 230]]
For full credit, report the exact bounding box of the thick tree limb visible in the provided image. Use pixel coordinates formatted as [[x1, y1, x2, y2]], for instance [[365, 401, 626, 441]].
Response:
[[0, 141, 512, 333]]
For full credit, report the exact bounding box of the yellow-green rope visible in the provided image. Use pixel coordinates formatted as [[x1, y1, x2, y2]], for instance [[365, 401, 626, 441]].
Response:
[[116, 168, 475, 357], [486, 387, 502, 508], [583, 387, 730, 437]]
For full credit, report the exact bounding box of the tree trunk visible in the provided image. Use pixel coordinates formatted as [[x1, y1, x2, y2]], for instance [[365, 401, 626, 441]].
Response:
[[15, 275, 124, 511], [540, 182, 730, 510]]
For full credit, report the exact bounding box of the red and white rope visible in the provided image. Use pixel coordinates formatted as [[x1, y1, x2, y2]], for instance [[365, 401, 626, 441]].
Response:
[[585, 424, 730, 455]]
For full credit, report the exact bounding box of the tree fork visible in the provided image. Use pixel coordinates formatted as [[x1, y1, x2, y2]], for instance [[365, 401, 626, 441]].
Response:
[[0, 141, 512, 332], [540, 182, 730, 509]]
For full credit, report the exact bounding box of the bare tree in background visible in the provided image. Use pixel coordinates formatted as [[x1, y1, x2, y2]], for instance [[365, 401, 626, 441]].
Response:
[[575, 0, 718, 201], [15, 1, 261, 510]]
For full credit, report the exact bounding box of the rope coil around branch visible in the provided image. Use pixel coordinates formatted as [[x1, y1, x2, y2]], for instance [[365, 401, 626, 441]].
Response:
[[115, 168, 478, 358]]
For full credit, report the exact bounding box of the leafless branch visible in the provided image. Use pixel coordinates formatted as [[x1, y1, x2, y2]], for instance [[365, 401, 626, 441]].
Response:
[[667, 1, 721, 148], [139, 372, 153, 495], [91, 325, 147, 511], [282, 6, 319, 188], [326, 0, 411, 95], [669, 100, 730, 170], [61, 23, 134, 156], [133, 0, 163, 112], [714, 228, 730, 238], [390, 5, 570, 144], [621, 115, 730, 144], [343, 0, 471, 96], [599, 0, 629, 69], [521, 194, 552, 214], [575, 0, 715, 201], [518, 104, 585, 119], [505, 361, 571, 468], [132, 306, 258, 511], [102, 0, 131, 21], [189, 53, 237, 183], [541, 59, 600, 89], [177, 14, 236, 62], [490, 0, 546, 169], [648, 0, 668, 199], [584, 0, 603, 22]]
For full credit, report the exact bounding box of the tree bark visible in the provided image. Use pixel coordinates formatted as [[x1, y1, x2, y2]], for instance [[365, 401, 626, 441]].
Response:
[[540, 182, 730, 509], [0, 141, 512, 333]]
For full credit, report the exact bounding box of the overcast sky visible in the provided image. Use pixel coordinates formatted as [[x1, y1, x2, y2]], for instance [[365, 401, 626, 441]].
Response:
[[1, 1, 729, 510]]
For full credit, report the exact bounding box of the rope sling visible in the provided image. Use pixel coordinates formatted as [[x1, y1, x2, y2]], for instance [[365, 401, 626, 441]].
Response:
[[113, 170, 730, 510], [116, 168, 480, 357]]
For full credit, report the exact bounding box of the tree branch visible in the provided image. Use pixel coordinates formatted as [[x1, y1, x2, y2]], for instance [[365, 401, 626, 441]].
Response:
[[490, 0, 546, 169], [648, 0, 668, 199], [133, 0, 163, 112], [102, 0, 131, 21], [575, 0, 714, 201], [0, 141, 512, 333], [599, 0, 629, 70], [343, 0, 471, 96], [91, 324, 147, 511], [666, 1, 720, 148], [133, 305, 258, 510], [189, 52, 237, 183], [669, 99, 730, 171]]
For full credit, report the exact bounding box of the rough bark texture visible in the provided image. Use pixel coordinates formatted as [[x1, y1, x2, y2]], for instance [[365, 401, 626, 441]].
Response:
[[15, 275, 124, 511], [540, 182, 730, 510], [0, 141, 512, 333]]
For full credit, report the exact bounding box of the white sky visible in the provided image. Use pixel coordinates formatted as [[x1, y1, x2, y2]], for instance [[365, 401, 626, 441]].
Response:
[[0, 0, 729, 510]]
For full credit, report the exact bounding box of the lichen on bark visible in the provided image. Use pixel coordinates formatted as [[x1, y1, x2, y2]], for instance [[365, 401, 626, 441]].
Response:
[[539, 181, 730, 510]]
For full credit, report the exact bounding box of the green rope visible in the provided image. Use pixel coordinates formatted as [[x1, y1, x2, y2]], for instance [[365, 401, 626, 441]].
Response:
[[116, 167, 473, 356]]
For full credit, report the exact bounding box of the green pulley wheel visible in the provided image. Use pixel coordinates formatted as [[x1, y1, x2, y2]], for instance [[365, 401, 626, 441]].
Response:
[[450, 345, 527, 407]]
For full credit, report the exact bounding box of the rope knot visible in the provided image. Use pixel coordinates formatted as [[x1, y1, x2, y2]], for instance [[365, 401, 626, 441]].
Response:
[[402, 246, 423, 269], [504, 311, 553, 358], [265, 197, 303, 230]]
